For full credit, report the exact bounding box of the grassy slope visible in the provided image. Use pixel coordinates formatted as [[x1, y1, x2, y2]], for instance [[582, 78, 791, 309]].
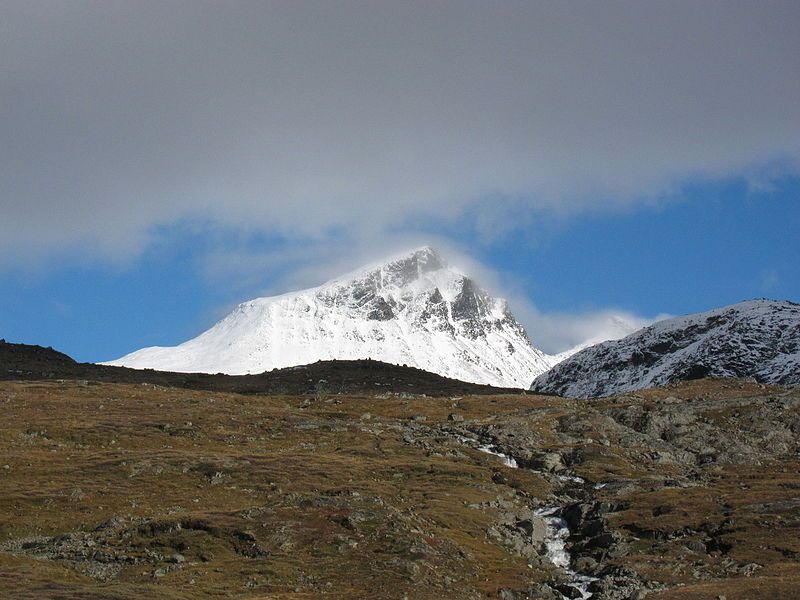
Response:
[[0, 378, 798, 599]]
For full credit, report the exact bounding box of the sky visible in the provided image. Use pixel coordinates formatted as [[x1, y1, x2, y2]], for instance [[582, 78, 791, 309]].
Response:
[[1, 1, 799, 361]]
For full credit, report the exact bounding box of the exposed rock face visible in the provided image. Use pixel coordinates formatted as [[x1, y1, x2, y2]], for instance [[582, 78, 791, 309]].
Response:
[[531, 299, 800, 398], [104, 247, 552, 387]]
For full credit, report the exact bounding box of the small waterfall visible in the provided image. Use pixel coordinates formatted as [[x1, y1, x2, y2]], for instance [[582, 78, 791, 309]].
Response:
[[467, 440, 598, 599]]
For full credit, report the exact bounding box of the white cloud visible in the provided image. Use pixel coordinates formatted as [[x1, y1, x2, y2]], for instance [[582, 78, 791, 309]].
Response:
[[195, 233, 663, 353], [0, 1, 798, 266]]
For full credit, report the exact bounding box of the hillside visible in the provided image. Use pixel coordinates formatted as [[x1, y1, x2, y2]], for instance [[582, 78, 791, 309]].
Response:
[[1, 377, 798, 599], [532, 299, 800, 398], [0, 339, 520, 397]]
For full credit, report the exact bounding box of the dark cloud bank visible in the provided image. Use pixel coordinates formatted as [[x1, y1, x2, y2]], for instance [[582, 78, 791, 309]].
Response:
[[2, 0, 798, 264]]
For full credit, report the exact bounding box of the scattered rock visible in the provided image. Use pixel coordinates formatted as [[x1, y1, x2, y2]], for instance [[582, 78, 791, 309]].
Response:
[[526, 452, 564, 473], [685, 540, 707, 553]]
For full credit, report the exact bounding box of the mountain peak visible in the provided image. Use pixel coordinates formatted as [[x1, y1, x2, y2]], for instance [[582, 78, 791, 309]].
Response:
[[372, 244, 449, 279], [320, 246, 465, 305], [330, 245, 448, 283], [104, 247, 552, 387], [406, 244, 441, 261]]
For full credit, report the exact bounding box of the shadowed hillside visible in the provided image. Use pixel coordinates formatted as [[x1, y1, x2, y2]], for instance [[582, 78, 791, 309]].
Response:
[[0, 340, 522, 397]]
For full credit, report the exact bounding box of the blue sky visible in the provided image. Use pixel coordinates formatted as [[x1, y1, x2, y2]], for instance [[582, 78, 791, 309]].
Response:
[[2, 3, 799, 360], [506, 178, 800, 315]]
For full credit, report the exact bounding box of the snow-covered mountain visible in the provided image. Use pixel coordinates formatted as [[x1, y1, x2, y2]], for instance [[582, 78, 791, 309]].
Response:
[[531, 299, 800, 398], [104, 247, 553, 388]]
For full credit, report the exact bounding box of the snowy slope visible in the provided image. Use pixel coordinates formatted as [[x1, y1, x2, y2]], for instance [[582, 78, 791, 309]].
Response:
[[531, 299, 800, 398], [104, 247, 553, 388]]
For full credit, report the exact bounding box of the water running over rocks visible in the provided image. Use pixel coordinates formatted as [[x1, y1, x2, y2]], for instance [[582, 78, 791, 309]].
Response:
[[534, 506, 598, 599], [466, 439, 598, 598]]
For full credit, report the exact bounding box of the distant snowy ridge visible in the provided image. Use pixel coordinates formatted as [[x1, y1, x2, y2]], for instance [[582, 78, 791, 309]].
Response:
[[531, 299, 800, 398], [104, 247, 553, 388]]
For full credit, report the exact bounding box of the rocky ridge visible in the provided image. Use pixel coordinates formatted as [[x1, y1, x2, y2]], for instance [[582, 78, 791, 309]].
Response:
[[0, 339, 524, 395], [532, 299, 800, 398]]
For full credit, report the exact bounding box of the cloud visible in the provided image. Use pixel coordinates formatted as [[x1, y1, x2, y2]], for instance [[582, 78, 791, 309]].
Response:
[[1, 1, 799, 266], [513, 305, 668, 355], [437, 251, 667, 354], [195, 232, 662, 353], [199, 230, 486, 296]]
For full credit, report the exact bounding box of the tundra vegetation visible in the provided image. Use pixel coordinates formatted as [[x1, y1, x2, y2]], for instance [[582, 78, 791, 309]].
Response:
[[0, 360, 798, 598]]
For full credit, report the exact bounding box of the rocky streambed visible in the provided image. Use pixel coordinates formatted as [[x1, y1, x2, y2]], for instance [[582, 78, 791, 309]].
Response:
[[397, 379, 800, 599], [466, 438, 625, 599]]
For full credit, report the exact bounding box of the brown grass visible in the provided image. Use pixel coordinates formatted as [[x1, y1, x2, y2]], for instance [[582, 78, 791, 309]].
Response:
[[1, 378, 798, 599]]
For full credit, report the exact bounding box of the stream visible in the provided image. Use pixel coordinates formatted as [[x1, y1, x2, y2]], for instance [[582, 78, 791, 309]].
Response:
[[466, 439, 599, 599], [534, 506, 598, 600]]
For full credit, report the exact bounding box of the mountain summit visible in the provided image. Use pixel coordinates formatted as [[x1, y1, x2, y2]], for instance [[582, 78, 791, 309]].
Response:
[[104, 247, 552, 387]]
